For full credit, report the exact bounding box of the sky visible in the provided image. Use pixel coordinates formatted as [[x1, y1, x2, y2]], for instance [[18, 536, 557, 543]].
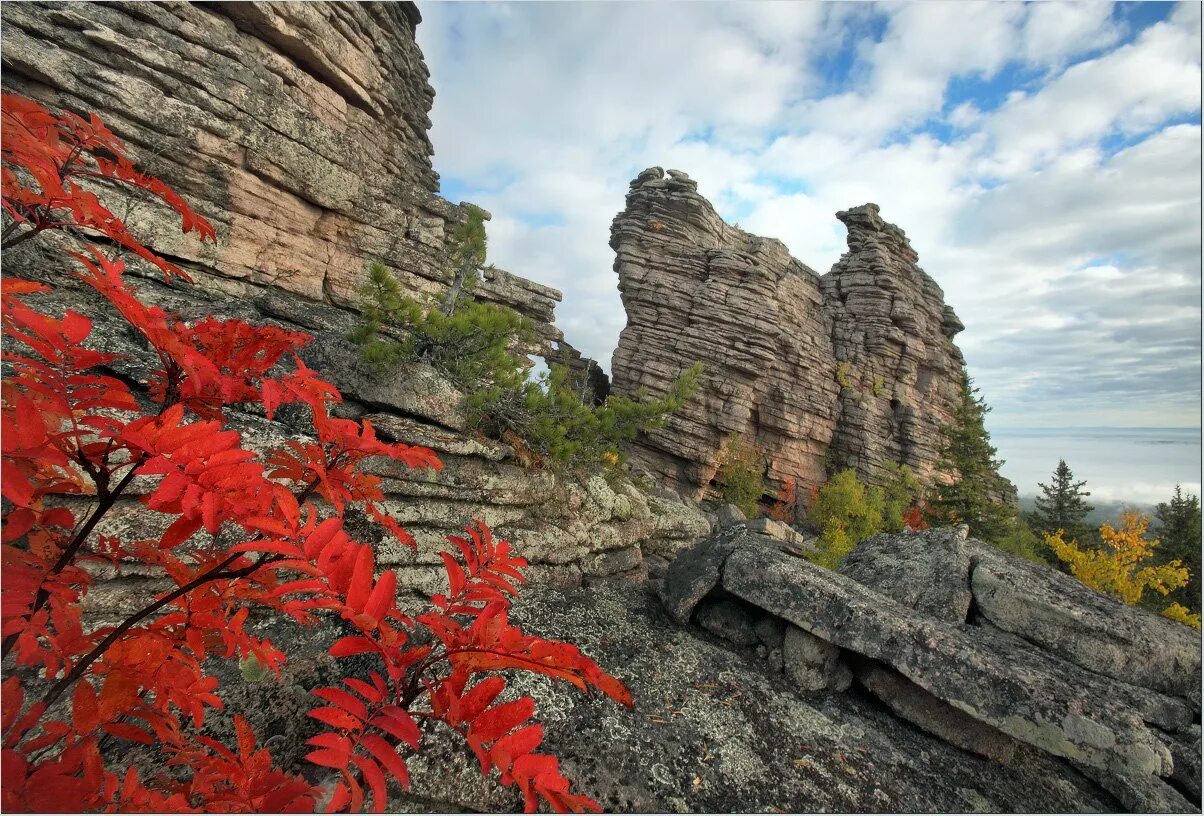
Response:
[[414, 1, 1202, 434]]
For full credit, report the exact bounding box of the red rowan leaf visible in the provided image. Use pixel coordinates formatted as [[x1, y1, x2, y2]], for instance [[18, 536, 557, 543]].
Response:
[[458, 676, 507, 723], [72, 680, 99, 733], [345, 545, 374, 612], [350, 752, 388, 813], [369, 708, 420, 750], [102, 722, 153, 744], [326, 782, 350, 814], [97, 671, 137, 721], [312, 688, 369, 722], [329, 636, 379, 658], [363, 570, 396, 624], [308, 706, 363, 732], [306, 732, 353, 756], [342, 677, 384, 705], [491, 724, 544, 774], [470, 697, 535, 744], [304, 748, 349, 771], [357, 733, 410, 791]]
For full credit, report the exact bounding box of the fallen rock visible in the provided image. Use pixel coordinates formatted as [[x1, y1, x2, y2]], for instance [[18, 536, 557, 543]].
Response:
[[782, 625, 852, 693], [722, 540, 1173, 777], [852, 659, 1020, 764]]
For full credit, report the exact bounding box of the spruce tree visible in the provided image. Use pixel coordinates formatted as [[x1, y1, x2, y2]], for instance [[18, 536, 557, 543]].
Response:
[[925, 368, 1015, 542], [1032, 459, 1094, 540], [1155, 485, 1202, 612]]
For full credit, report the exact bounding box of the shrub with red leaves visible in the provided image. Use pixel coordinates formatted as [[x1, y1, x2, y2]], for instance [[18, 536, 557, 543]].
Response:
[[1, 93, 629, 814]]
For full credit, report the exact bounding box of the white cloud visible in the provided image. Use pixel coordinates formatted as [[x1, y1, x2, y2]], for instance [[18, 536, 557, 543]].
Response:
[[1020, 2, 1121, 65], [415, 0, 1202, 453]]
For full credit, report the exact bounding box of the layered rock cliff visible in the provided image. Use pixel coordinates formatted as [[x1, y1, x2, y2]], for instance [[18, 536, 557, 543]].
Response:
[[1, 0, 562, 343], [611, 168, 972, 501], [0, 1, 708, 606]]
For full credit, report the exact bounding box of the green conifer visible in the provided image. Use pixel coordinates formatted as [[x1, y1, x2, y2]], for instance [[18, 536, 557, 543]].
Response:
[[1032, 459, 1094, 540], [925, 368, 1015, 542], [1155, 485, 1202, 612]]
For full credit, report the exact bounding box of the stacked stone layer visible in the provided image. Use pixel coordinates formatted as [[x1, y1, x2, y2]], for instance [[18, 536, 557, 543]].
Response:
[[611, 168, 974, 498], [661, 525, 1202, 813], [1, 1, 563, 343]]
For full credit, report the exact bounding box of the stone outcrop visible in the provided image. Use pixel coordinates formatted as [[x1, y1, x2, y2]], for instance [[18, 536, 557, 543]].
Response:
[[660, 526, 1202, 812], [189, 581, 1119, 814], [2, 1, 675, 601], [611, 168, 978, 500], [6, 247, 710, 611], [0, 1, 564, 347]]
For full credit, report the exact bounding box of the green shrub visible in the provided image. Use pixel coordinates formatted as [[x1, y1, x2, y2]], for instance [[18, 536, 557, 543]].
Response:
[[524, 361, 702, 469], [716, 436, 764, 517], [807, 469, 885, 569], [352, 259, 703, 471], [993, 517, 1051, 565], [835, 361, 853, 389]]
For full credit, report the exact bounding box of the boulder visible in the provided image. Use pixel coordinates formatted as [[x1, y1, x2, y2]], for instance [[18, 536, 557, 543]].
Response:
[[722, 540, 1174, 777], [782, 625, 852, 693], [969, 543, 1202, 699], [839, 525, 973, 623]]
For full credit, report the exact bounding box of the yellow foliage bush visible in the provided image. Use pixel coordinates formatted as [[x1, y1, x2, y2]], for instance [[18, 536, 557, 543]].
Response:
[[1045, 511, 1194, 627], [1162, 602, 1202, 630]]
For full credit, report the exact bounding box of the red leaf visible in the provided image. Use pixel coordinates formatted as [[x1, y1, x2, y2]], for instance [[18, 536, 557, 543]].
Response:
[[470, 697, 535, 744], [305, 748, 350, 771], [363, 570, 396, 625], [308, 706, 363, 732], [357, 734, 410, 791], [329, 636, 379, 658], [72, 680, 99, 733], [312, 688, 368, 722], [369, 708, 421, 751], [350, 753, 388, 813], [102, 722, 153, 744], [345, 545, 374, 613]]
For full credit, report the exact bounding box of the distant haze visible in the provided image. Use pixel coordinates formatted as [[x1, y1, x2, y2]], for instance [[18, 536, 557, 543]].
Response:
[[993, 425, 1201, 505]]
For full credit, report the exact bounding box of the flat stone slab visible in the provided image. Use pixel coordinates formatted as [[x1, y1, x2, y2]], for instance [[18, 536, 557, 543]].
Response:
[[722, 542, 1174, 778]]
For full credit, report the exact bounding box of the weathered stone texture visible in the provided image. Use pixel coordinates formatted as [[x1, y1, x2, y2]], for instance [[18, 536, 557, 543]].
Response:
[[0, 0, 563, 341], [610, 168, 840, 499], [611, 168, 977, 500], [660, 526, 1201, 812]]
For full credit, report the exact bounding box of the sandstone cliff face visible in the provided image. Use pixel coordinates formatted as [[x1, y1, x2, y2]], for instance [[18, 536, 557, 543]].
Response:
[[823, 203, 967, 485], [611, 167, 970, 500], [611, 168, 841, 497], [1, 1, 562, 342], [0, 1, 705, 602]]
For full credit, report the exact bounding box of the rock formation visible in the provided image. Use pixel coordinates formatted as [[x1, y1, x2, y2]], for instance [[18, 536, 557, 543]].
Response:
[[611, 168, 974, 500], [661, 525, 1202, 812], [4, 5, 1197, 814], [0, 0, 706, 606], [0, 1, 564, 347]]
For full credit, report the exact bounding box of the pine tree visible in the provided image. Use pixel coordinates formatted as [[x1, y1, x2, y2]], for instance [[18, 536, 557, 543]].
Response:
[[441, 204, 490, 316], [1032, 459, 1094, 540], [1155, 485, 1202, 612], [925, 368, 1015, 543]]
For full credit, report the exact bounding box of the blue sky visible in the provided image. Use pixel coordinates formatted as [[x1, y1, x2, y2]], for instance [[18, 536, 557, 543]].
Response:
[[415, 1, 1202, 437]]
